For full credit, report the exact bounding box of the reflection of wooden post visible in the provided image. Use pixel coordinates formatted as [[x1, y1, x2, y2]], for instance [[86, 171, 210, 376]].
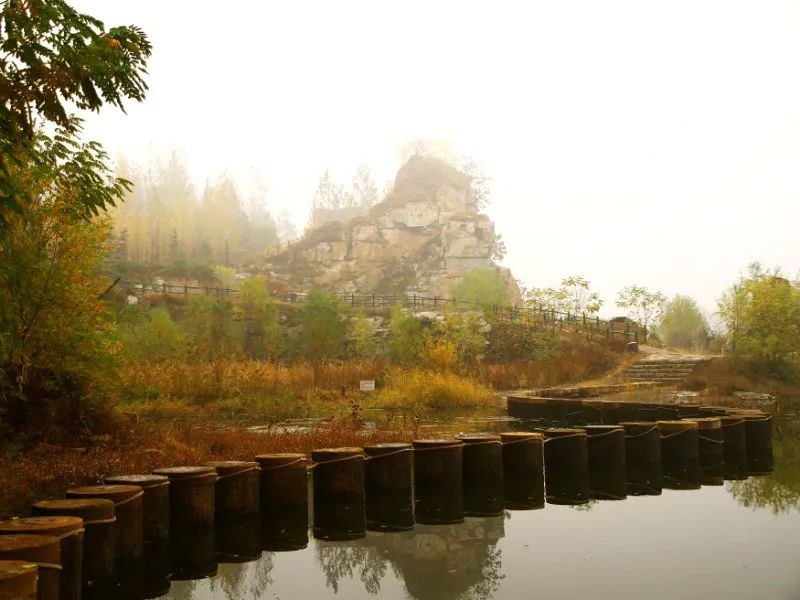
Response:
[[0, 517, 83, 600]]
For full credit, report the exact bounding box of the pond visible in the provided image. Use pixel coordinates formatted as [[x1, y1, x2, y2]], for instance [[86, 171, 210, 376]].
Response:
[[161, 411, 800, 600]]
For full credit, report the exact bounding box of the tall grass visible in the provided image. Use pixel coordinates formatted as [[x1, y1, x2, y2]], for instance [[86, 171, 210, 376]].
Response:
[[474, 340, 617, 389], [373, 369, 496, 410]]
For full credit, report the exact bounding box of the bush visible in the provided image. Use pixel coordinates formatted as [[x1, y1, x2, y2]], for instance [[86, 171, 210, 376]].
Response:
[[374, 369, 495, 410]]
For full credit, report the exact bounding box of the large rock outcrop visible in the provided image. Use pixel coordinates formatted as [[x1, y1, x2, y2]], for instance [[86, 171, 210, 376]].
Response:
[[264, 156, 520, 302]]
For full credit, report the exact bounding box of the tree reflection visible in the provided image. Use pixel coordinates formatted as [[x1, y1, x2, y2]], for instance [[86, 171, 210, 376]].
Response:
[[728, 418, 800, 514], [314, 515, 506, 599], [207, 557, 274, 600]]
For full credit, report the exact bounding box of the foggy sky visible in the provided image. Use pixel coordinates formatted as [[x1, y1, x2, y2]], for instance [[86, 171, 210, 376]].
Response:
[[73, 1, 800, 318]]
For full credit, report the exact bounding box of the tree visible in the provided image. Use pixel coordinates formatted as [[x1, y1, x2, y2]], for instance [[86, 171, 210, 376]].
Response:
[[387, 305, 424, 365], [0, 130, 122, 435], [718, 263, 800, 364], [352, 165, 379, 208], [452, 268, 511, 308], [1, 0, 151, 224], [460, 158, 492, 211], [348, 312, 377, 360], [657, 295, 709, 350], [616, 285, 667, 334], [238, 276, 279, 359], [524, 275, 602, 316], [298, 289, 345, 364]]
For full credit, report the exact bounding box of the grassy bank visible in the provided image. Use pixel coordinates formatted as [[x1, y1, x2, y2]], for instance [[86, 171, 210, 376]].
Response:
[[0, 417, 437, 519], [115, 340, 618, 419]]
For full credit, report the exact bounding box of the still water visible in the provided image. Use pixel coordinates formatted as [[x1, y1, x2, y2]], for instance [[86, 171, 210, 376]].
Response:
[[164, 414, 800, 600]]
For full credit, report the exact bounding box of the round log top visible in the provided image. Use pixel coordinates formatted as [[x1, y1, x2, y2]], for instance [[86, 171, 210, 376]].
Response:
[[311, 447, 364, 462], [720, 415, 747, 425], [499, 431, 543, 443], [519, 397, 548, 404], [456, 433, 501, 444], [0, 516, 82, 537], [254, 453, 306, 468], [683, 417, 722, 429], [0, 535, 60, 562], [656, 420, 699, 433], [31, 498, 115, 521], [104, 474, 169, 488], [0, 560, 37, 581], [152, 466, 216, 479], [411, 439, 463, 449], [65, 484, 142, 503], [364, 443, 413, 456], [203, 460, 260, 476], [543, 428, 586, 438], [581, 425, 623, 435], [729, 411, 769, 420]]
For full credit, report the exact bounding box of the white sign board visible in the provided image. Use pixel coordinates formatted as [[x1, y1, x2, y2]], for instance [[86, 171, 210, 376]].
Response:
[[359, 380, 376, 392]]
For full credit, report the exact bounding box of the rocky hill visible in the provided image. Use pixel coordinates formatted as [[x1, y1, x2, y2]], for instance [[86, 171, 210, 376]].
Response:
[[263, 156, 520, 301]]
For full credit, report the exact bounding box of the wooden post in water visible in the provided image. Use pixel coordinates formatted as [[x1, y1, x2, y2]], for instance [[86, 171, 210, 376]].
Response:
[[364, 443, 413, 532], [582, 425, 627, 500], [311, 447, 366, 541], [458, 434, 504, 517], [684, 417, 724, 485], [31, 498, 115, 592], [657, 420, 700, 489], [255, 453, 309, 551], [0, 561, 38, 599], [204, 461, 260, 521], [735, 412, 774, 474], [543, 428, 589, 505], [720, 415, 748, 479], [66, 485, 144, 562], [104, 475, 170, 543], [0, 517, 83, 600], [620, 422, 662, 496], [412, 439, 464, 525], [152, 466, 218, 532], [501, 432, 544, 510], [0, 535, 60, 600]]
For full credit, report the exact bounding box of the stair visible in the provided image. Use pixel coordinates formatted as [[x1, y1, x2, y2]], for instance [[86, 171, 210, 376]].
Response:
[[625, 356, 715, 385]]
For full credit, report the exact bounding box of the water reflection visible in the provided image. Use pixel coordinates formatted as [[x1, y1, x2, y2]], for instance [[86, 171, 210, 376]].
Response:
[[162, 413, 800, 600], [728, 417, 800, 513], [315, 516, 505, 599]]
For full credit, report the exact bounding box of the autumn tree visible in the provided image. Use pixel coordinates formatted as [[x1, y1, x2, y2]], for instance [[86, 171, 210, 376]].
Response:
[[452, 268, 511, 308], [616, 285, 667, 334], [525, 276, 603, 315], [718, 264, 800, 366], [1, 0, 151, 225], [657, 295, 709, 350], [0, 0, 151, 436]]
